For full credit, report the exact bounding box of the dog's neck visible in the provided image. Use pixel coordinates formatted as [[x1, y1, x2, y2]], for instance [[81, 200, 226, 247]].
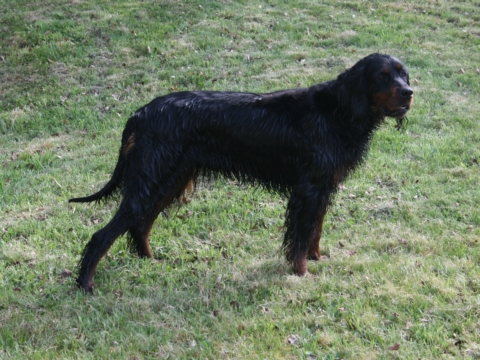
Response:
[[314, 81, 385, 137]]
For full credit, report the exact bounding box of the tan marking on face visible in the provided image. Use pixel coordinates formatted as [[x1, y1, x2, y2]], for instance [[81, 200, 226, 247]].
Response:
[[407, 96, 413, 107], [395, 63, 402, 70], [373, 86, 412, 115], [382, 67, 390, 74], [372, 86, 394, 109]]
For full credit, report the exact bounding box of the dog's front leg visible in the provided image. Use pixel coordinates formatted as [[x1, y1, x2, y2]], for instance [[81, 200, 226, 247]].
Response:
[[283, 180, 332, 275], [307, 208, 327, 261]]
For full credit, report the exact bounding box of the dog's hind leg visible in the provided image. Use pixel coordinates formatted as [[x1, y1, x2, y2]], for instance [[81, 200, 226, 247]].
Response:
[[127, 171, 195, 259], [76, 171, 166, 292], [76, 203, 138, 293], [127, 195, 174, 259]]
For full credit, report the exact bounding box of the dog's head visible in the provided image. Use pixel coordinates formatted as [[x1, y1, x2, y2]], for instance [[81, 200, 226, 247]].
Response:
[[338, 54, 413, 121]]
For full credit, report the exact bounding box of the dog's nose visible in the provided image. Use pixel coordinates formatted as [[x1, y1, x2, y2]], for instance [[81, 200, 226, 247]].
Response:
[[400, 87, 413, 98]]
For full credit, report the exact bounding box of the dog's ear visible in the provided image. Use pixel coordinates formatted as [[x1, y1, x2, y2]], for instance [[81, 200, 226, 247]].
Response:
[[337, 62, 369, 119]]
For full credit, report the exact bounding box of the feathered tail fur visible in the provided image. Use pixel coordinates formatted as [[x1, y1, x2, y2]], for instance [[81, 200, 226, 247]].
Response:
[[68, 122, 135, 203]]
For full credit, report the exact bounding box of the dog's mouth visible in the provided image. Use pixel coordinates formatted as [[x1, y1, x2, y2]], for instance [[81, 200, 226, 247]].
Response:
[[382, 106, 409, 119]]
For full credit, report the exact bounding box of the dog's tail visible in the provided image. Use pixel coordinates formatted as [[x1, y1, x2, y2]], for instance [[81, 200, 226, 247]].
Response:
[[68, 160, 124, 203], [69, 120, 137, 204]]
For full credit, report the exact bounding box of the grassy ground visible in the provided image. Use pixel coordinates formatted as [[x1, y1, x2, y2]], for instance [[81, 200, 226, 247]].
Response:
[[1, 0, 479, 358]]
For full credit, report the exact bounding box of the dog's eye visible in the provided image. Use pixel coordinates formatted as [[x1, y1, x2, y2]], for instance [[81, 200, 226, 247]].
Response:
[[378, 73, 389, 82], [399, 70, 407, 78]]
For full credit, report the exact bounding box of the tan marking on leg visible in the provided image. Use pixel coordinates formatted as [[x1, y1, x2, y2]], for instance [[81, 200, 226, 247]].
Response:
[[122, 133, 135, 154]]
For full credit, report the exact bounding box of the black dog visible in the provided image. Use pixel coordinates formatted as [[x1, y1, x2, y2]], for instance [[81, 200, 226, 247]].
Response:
[[70, 53, 413, 292]]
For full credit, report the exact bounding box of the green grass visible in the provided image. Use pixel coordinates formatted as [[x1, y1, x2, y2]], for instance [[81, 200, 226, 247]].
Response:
[[1, 0, 480, 358]]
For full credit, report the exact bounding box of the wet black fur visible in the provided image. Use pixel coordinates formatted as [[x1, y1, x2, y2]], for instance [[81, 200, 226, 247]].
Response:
[[70, 53, 412, 292]]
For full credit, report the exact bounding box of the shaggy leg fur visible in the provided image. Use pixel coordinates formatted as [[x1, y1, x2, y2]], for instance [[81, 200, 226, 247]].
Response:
[[77, 204, 135, 292], [127, 198, 169, 258], [127, 175, 193, 257], [307, 209, 327, 261], [283, 179, 333, 275]]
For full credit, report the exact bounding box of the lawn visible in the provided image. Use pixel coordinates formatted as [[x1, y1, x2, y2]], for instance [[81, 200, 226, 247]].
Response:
[[1, 0, 479, 358]]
